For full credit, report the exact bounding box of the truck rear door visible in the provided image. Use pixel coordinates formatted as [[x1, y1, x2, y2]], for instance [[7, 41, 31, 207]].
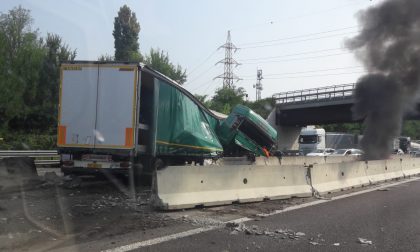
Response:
[[58, 64, 98, 148], [58, 63, 138, 150], [95, 65, 137, 149]]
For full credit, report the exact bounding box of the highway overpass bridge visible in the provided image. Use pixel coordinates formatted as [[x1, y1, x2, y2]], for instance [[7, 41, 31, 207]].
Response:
[[269, 83, 420, 150], [273, 83, 356, 126]]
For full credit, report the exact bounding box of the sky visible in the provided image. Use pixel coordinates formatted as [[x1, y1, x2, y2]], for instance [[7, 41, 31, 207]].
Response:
[[0, 0, 382, 101]]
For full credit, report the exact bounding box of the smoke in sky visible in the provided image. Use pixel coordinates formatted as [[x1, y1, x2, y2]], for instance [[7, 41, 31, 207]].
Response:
[[347, 0, 420, 159]]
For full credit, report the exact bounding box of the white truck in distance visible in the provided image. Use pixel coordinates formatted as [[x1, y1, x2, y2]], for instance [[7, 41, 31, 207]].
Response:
[[298, 127, 361, 156], [298, 127, 325, 155]]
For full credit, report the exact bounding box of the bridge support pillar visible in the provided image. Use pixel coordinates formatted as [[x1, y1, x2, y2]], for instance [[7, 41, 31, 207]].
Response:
[[276, 126, 301, 151], [267, 109, 301, 151]]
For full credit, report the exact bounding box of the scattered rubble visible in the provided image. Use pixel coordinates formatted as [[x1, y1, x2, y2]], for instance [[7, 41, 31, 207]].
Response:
[[43, 172, 63, 186], [41, 172, 83, 189], [91, 195, 142, 210], [308, 234, 325, 246], [180, 215, 225, 227], [358, 237, 373, 245], [275, 228, 306, 239], [225, 222, 307, 241], [63, 176, 82, 189]]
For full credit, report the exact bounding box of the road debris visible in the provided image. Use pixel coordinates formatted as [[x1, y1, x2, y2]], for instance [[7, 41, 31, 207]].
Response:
[[43, 172, 63, 186], [63, 176, 82, 189], [225, 223, 307, 241], [230, 230, 239, 235], [377, 188, 390, 191], [358, 237, 373, 245], [308, 234, 325, 245]]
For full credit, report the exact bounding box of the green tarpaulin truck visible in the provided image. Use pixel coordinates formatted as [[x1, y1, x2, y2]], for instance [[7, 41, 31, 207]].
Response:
[[57, 61, 277, 176]]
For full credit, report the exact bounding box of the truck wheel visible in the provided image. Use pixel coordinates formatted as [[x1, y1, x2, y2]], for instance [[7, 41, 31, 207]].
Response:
[[133, 163, 143, 179], [132, 163, 149, 187]]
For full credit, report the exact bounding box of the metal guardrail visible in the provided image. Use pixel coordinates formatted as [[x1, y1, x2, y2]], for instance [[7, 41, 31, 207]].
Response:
[[0, 150, 60, 166], [272, 83, 356, 105]]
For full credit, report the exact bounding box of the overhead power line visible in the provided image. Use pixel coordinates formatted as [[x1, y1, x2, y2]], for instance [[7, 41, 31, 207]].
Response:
[[241, 31, 359, 49], [241, 71, 365, 80], [239, 47, 345, 61], [240, 66, 363, 78], [238, 26, 357, 47], [241, 52, 351, 65], [187, 49, 219, 76], [189, 79, 214, 93], [184, 64, 217, 86]]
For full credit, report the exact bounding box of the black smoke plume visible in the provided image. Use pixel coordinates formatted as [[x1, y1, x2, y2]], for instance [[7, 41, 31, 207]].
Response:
[[347, 0, 420, 160]]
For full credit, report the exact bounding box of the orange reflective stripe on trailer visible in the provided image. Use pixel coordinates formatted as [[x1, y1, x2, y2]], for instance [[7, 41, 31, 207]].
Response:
[[57, 125, 67, 145], [125, 128, 134, 147]]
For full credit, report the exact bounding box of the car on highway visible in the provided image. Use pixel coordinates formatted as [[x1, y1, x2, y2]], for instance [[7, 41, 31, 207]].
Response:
[[330, 148, 364, 156], [306, 148, 335, 156]]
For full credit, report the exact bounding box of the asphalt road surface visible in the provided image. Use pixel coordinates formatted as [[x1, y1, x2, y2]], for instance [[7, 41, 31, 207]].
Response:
[[137, 179, 420, 252]]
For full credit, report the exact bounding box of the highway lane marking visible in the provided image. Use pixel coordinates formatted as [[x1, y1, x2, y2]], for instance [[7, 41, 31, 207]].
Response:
[[102, 217, 251, 252], [104, 176, 420, 252], [257, 176, 420, 217], [102, 226, 217, 252]]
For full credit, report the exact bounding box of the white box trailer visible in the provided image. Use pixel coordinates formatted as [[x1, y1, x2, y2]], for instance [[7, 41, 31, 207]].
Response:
[[58, 63, 140, 174], [58, 63, 137, 150]]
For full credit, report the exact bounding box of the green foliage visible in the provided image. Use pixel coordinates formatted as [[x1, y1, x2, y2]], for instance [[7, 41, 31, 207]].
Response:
[[109, 6, 186, 84], [0, 132, 56, 150], [199, 87, 274, 119], [194, 94, 211, 107], [0, 6, 76, 149], [98, 54, 114, 61], [320, 123, 364, 135], [0, 6, 33, 61], [209, 86, 246, 114], [144, 48, 187, 84], [113, 5, 141, 61], [111, 6, 186, 84], [244, 98, 275, 119], [401, 120, 420, 139]]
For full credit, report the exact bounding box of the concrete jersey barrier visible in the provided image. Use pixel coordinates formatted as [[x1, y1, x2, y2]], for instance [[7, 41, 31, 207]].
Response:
[[324, 156, 359, 163], [280, 156, 359, 166], [152, 164, 312, 210], [366, 159, 404, 183], [152, 157, 420, 210], [280, 156, 325, 166], [401, 157, 420, 176], [310, 161, 370, 195]]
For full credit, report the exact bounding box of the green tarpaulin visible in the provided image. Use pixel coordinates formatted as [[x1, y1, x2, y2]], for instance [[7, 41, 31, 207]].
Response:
[[155, 79, 223, 156]]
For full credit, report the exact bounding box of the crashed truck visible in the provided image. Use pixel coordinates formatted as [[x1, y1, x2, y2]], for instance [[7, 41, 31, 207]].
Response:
[[57, 62, 277, 177]]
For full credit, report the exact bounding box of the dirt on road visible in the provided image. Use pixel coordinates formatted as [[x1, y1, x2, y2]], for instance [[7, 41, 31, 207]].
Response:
[[0, 173, 177, 251]]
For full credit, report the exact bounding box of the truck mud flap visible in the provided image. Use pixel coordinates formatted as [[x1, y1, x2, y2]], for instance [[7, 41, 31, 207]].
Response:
[[151, 164, 312, 210]]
